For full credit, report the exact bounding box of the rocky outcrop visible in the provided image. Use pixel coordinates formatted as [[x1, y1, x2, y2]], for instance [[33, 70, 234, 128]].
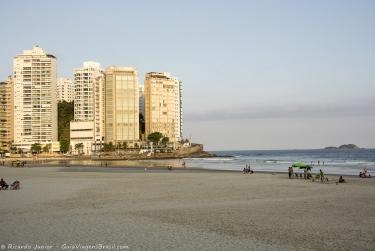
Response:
[[150, 144, 216, 159], [324, 144, 359, 150], [338, 144, 359, 149], [96, 144, 216, 160]]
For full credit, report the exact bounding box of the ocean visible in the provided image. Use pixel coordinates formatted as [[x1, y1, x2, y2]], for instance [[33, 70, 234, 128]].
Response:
[[184, 149, 375, 176]]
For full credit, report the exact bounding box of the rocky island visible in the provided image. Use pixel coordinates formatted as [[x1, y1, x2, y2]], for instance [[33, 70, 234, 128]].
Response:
[[324, 144, 360, 150]]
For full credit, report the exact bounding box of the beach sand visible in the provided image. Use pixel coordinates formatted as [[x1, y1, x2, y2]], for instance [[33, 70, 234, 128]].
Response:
[[0, 166, 374, 250]]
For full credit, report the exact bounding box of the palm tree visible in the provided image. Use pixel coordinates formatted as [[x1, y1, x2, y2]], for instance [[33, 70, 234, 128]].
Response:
[[75, 143, 83, 155]]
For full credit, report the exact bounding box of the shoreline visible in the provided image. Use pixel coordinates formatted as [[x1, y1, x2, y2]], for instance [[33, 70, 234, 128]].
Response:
[[0, 163, 365, 179]]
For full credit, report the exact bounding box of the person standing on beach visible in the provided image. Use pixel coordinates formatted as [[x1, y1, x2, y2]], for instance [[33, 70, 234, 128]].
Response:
[[320, 169, 324, 182], [288, 166, 293, 179]]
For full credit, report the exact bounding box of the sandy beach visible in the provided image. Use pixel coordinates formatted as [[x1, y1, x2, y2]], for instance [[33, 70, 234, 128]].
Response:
[[0, 166, 374, 251]]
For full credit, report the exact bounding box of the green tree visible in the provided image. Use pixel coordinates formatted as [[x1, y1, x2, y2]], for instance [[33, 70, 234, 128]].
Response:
[[75, 143, 83, 154], [161, 137, 169, 146], [122, 142, 128, 150], [10, 145, 17, 153], [60, 139, 70, 153], [43, 144, 51, 153], [147, 132, 163, 145], [58, 101, 74, 152], [103, 142, 115, 152], [31, 143, 42, 153]]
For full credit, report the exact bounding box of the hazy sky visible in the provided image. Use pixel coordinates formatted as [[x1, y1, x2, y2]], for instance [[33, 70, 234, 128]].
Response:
[[1, 0, 374, 150]]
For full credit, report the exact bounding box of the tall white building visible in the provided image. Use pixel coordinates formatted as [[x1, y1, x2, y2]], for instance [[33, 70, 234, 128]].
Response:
[[144, 72, 182, 143], [13, 46, 58, 151], [73, 61, 103, 121], [70, 61, 104, 155], [57, 77, 74, 102]]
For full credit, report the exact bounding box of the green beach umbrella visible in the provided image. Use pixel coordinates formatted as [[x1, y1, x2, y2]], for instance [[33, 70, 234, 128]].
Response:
[[292, 163, 313, 171]]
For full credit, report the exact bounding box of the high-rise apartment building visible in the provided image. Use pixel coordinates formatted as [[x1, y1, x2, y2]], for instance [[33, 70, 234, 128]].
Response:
[[70, 61, 104, 154], [13, 46, 57, 151], [0, 76, 14, 151], [57, 77, 74, 102], [105, 66, 139, 145], [73, 61, 103, 121], [144, 72, 182, 143]]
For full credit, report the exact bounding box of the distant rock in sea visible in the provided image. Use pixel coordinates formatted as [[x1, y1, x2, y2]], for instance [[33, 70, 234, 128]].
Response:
[[324, 144, 360, 150], [338, 144, 360, 149]]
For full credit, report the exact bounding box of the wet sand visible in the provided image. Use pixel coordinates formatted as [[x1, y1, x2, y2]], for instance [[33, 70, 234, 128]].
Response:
[[0, 166, 374, 250]]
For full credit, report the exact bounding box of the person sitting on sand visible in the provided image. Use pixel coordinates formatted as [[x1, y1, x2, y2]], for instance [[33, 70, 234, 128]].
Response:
[[363, 168, 371, 178], [338, 176, 346, 183], [0, 178, 9, 189], [10, 180, 20, 190], [359, 171, 372, 178], [244, 164, 252, 174]]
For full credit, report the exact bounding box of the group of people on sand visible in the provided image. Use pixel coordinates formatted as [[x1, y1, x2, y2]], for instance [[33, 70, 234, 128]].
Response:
[[359, 168, 371, 178], [288, 166, 314, 180], [243, 164, 254, 174], [0, 178, 20, 190], [288, 167, 332, 183], [287, 165, 374, 184]]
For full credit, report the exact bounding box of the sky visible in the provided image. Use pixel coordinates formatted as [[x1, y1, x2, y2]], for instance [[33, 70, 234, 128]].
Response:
[[1, 0, 374, 150]]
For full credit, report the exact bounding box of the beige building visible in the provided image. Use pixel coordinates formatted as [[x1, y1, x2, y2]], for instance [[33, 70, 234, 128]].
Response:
[[105, 66, 139, 145], [13, 46, 58, 151], [144, 72, 182, 143], [70, 61, 104, 155], [94, 75, 105, 144], [57, 77, 74, 102], [0, 76, 14, 151]]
